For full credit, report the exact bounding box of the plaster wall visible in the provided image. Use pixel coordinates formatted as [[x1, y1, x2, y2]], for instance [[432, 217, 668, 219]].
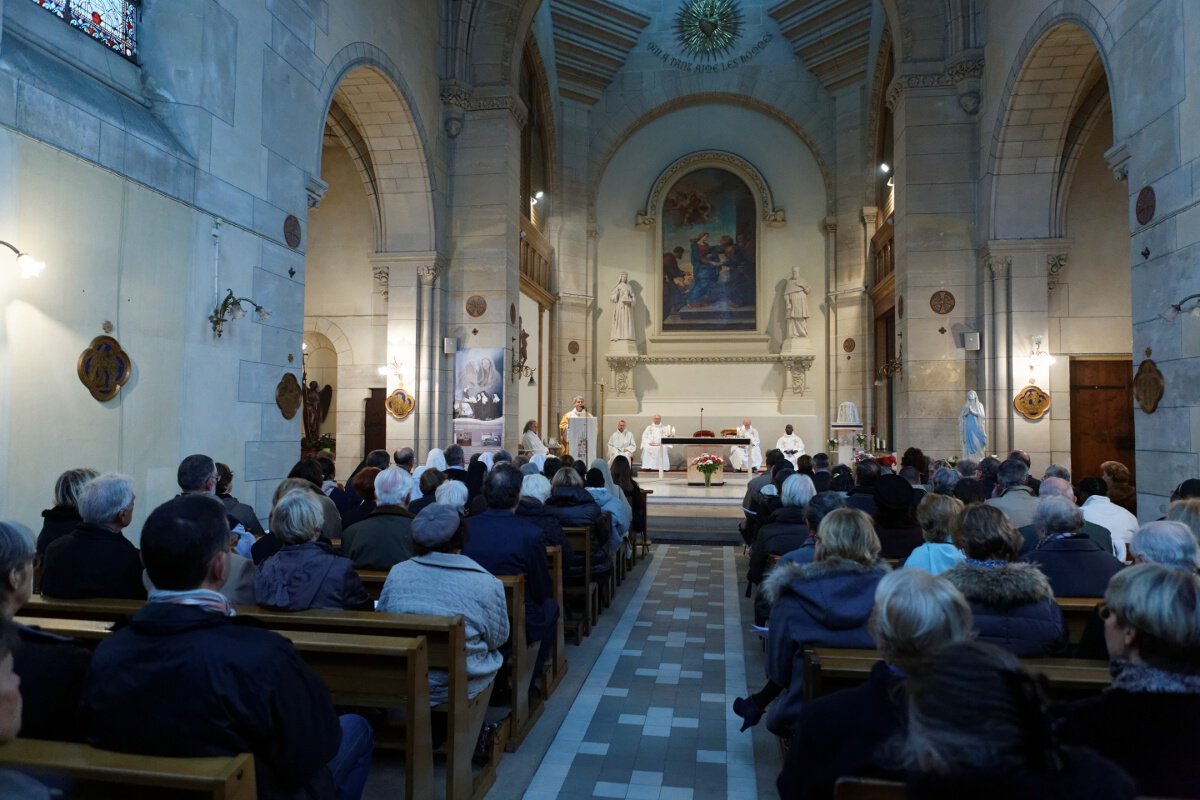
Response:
[[593, 105, 829, 453]]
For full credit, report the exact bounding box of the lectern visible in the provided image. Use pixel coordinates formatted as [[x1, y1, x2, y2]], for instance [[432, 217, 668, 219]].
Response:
[[567, 417, 597, 464]]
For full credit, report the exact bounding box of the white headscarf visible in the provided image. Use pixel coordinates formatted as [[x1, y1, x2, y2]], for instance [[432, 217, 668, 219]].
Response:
[[530, 453, 547, 472], [480, 452, 495, 471], [425, 448, 447, 471]]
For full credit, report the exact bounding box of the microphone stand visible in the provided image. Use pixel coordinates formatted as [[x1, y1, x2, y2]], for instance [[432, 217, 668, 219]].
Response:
[[700, 407, 704, 433]]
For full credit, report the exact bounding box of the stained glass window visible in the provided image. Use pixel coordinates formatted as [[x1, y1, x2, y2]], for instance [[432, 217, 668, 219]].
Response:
[[32, 0, 138, 60]]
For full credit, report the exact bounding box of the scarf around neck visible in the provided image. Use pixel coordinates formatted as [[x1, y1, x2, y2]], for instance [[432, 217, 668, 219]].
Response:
[[148, 587, 234, 617], [1110, 660, 1200, 694]]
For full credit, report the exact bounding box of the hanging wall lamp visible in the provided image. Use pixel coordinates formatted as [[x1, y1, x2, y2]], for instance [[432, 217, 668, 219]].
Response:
[[209, 289, 271, 337], [0, 240, 45, 278]]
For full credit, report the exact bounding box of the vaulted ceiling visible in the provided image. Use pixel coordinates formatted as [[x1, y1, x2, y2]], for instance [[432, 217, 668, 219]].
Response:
[[768, 0, 874, 91]]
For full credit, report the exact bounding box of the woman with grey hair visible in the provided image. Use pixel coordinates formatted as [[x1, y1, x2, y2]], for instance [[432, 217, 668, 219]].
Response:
[[516, 473, 570, 558], [777, 569, 974, 798], [930, 466, 960, 496], [254, 491, 371, 611], [40, 473, 144, 600], [747, 474, 817, 611], [1165, 498, 1200, 543], [435, 479, 469, 514], [1026, 494, 1124, 598], [902, 641, 1135, 798], [1130, 521, 1199, 572], [36, 467, 98, 555], [0, 520, 91, 742], [1058, 563, 1200, 797]]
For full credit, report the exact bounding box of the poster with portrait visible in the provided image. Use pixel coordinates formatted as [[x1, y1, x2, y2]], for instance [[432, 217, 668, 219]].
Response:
[[452, 347, 503, 456], [661, 167, 757, 332]]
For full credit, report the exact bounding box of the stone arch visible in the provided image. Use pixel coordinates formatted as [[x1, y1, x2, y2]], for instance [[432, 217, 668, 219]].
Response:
[[304, 320, 353, 363], [462, 0, 543, 88], [878, 0, 949, 64], [986, 6, 1117, 240], [314, 44, 437, 253], [589, 94, 835, 215]]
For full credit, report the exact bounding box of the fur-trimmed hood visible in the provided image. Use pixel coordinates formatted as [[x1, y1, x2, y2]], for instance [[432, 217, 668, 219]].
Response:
[[763, 557, 891, 629], [942, 560, 1054, 609]]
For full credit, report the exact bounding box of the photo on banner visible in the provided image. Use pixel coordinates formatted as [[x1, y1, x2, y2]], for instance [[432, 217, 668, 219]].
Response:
[[661, 167, 756, 332], [452, 347, 504, 457]]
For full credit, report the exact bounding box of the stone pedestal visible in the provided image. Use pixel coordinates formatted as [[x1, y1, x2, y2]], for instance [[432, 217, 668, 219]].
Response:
[[780, 342, 815, 415], [606, 350, 639, 415], [831, 423, 863, 468]]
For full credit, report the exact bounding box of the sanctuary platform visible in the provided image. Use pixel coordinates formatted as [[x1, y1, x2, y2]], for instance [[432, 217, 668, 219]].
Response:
[[636, 472, 748, 546]]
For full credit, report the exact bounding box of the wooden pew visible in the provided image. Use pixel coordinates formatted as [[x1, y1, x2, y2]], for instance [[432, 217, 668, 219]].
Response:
[[21, 598, 486, 800], [636, 488, 653, 558], [802, 647, 1110, 702], [498, 574, 541, 750], [0, 740, 256, 799], [834, 776, 905, 799], [14, 617, 433, 800], [357, 569, 387, 600], [1056, 596, 1102, 646], [545, 545, 568, 692], [561, 526, 596, 642]]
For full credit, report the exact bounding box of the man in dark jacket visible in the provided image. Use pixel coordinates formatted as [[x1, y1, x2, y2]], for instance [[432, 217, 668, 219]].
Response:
[[81, 494, 373, 800], [341, 466, 415, 571], [465, 464, 560, 693], [845, 458, 880, 516], [41, 473, 145, 600], [1025, 495, 1124, 597], [1017, 477, 1112, 556], [811, 452, 833, 492]]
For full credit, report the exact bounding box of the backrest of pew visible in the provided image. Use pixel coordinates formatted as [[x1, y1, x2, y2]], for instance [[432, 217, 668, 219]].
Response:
[[561, 527, 592, 579], [833, 777, 906, 800], [1056, 596, 1102, 645], [0, 740, 257, 800], [357, 569, 387, 600]]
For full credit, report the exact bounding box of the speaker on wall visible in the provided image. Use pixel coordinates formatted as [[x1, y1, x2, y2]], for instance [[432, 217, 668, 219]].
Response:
[[443, 337, 457, 354], [962, 331, 980, 351]]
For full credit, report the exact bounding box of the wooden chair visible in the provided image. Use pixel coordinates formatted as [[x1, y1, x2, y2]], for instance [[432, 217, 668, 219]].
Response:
[[720, 428, 739, 437], [0, 741, 256, 800]]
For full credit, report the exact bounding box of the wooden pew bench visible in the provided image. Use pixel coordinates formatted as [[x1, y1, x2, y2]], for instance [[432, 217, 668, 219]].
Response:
[[0, 740, 256, 799], [545, 545, 568, 692], [561, 526, 596, 643], [21, 597, 491, 800], [1056, 596, 1102, 646], [802, 647, 1110, 702], [13, 616, 433, 800]]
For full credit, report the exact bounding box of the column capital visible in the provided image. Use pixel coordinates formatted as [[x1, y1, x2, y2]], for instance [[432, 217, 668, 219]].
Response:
[[1104, 142, 1131, 182], [305, 175, 329, 209], [823, 216, 838, 235], [417, 263, 444, 286], [440, 80, 528, 130], [861, 206, 879, 227], [985, 255, 1012, 278]]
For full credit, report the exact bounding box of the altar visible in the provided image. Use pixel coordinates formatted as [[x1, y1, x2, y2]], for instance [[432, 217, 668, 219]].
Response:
[[662, 437, 750, 486]]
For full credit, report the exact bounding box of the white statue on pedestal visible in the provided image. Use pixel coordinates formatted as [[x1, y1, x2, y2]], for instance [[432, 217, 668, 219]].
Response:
[[960, 390, 988, 460], [609, 272, 634, 342], [836, 401, 861, 425], [783, 267, 810, 339]]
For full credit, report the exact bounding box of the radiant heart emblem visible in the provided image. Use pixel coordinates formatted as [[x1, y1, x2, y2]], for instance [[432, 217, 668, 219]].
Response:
[[699, 18, 717, 37], [674, 0, 743, 60]]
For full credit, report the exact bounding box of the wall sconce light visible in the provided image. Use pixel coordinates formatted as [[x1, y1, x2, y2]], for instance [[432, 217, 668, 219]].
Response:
[[378, 357, 403, 381], [874, 337, 903, 387], [510, 346, 536, 386], [0, 240, 45, 278], [209, 289, 271, 337], [1029, 335, 1056, 368], [1161, 293, 1200, 321]]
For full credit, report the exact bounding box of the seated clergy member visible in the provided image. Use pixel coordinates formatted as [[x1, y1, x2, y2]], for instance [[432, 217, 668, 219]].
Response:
[[378, 505, 509, 704], [521, 419, 549, 457], [254, 491, 372, 611], [606, 419, 636, 467], [82, 494, 374, 800], [1025, 495, 1124, 598], [775, 424, 805, 470], [465, 463, 560, 692], [639, 414, 674, 471], [730, 417, 762, 472], [341, 466, 415, 571], [41, 473, 145, 600]]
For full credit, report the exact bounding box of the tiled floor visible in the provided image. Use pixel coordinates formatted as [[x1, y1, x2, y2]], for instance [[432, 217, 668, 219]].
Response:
[[523, 545, 761, 800]]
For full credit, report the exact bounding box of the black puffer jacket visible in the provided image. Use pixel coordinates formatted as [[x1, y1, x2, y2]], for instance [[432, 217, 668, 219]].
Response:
[[543, 486, 611, 576], [942, 560, 1067, 657]]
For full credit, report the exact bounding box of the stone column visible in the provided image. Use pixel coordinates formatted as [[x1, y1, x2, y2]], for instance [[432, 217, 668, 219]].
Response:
[[417, 261, 446, 455]]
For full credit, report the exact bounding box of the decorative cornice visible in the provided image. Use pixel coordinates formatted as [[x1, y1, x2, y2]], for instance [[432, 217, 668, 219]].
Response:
[[305, 175, 329, 209], [372, 264, 389, 299], [1104, 142, 1131, 182], [885, 57, 984, 113], [638, 354, 783, 364], [439, 80, 528, 129], [636, 150, 784, 230], [781, 355, 816, 395]]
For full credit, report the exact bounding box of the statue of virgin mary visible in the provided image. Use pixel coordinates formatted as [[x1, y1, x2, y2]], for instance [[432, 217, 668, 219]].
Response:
[[959, 390, 988, 460]]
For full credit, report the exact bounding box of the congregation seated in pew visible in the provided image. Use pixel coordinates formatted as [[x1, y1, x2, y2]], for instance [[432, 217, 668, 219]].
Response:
[[35, 467, 97, 557], [544, 467, 612, 579], [81, 494, 374, 800], [341, 466, 416, 571], [251, 476, 338, 565], [378, 504, 508, 706], [254, 490, 373, 612]]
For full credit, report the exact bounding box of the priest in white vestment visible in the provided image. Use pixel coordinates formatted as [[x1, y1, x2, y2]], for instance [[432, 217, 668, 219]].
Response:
[[607, 419, 636, 466], [730, 418, 762, 472], [640, 414, 674, 471], [521, 419, 549, 456], [775, 424, 806, 470]]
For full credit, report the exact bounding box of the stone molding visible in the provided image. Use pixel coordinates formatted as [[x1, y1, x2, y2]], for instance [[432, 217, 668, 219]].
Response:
[[781, 355, 816, 395], [417, 264, 443, 286], [985, 255, 1012, 278], [1104, 142, 1130, 182], [440, 80, 528, 129], [606, 355, 640, 396], [372, 264, 390, 299], [638, 354, 783, 364], [306, 175, 329, 209], [635, 150, 785, 230], [1046, 253, 1068, 291], [885, 57, 984, 112]]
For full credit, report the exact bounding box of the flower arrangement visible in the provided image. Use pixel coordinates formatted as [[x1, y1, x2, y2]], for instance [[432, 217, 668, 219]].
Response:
[[947, 456, 959, 469], [826, 438, 838, 451], [691, 452, 724, 486], [853, 432, 867, 447]]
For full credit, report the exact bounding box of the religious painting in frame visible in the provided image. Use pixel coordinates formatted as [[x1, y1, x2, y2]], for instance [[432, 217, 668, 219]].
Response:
[[659, 166, 757, 332], [452, 347, 503, 457]]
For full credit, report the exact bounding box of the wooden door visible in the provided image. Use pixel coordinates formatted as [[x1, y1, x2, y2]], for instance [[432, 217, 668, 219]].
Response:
[[1069, 360, 1134, 481], [364, 388, 386, 458]]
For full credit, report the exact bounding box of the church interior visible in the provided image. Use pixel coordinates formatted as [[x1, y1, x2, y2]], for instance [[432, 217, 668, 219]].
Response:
[[1, 0, 1199, 797]]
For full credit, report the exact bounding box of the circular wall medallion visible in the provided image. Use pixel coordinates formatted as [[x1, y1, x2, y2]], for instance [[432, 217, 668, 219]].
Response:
[[1013, 385, 1052, 420], [674, 0, 744, 61], [510, 303, 517, 324], [465, 295, 487, 318], [77, 336, 132, 402], [842, 338, 856, 353], [1136, 186, 1156, 226], [283, 214, 302, 248], [567, 340, 580, 355], [385, 388, 417, 420], [275, 373, 302, 420], [897, 296, 904, 320], [1133, 358, 1164, 414], [930, 290, 956, 315]]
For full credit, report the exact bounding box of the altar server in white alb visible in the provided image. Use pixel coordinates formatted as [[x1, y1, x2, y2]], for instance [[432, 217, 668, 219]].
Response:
[[607, 419, 636, 467], [730, 418, 762, 473], [640, 414, 674, 471], [521, 419, 549, 456], [775, 424, 805, 470]]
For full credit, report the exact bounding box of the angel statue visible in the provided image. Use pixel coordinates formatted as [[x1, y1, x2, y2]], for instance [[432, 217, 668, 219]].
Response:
[[303, 379, 333, 444]]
